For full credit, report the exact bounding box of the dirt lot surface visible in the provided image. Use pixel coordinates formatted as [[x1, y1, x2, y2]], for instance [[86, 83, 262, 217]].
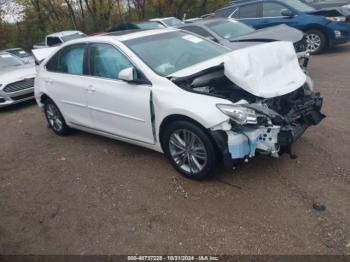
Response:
[[1, 44, 350, 256]]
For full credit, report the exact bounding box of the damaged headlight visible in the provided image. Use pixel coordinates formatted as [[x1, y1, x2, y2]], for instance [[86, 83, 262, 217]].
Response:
[[217, 104, 257, 125]]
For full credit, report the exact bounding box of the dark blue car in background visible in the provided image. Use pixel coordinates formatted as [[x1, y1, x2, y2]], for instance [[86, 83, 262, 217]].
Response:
[[215, 0, 350, 54]]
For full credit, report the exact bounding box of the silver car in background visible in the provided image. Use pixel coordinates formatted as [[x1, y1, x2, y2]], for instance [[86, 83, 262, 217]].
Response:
[[0, 52, 36, 108], [4, 48, 35, 64]]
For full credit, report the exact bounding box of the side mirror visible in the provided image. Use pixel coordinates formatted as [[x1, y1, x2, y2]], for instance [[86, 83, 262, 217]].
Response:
[[118, 67, 135, 82], [118, 67, 151, 85], [281, 9, 294, 17]]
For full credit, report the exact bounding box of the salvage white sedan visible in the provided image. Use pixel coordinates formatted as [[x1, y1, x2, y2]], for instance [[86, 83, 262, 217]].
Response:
[[34, 29, 325, 180]]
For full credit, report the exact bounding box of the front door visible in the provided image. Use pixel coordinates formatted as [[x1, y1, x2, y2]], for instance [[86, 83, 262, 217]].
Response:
[[85, 43, 154, 144], [261, 2, 298, 28]]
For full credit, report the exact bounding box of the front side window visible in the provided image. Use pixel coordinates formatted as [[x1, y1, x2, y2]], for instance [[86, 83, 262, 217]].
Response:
[[89, 44, 133, 80], [284, 0, 315, 12], [263, 3, 289, 17], [46, 44, 85, 75], [123, 31, 229, 76], [236, 4, 260, 19]]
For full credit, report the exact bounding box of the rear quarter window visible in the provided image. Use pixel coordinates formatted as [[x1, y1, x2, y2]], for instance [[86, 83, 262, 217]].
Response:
[[215, 6, 237, 18]]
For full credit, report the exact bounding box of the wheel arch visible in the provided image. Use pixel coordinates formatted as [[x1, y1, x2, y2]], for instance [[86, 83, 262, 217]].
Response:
[[158, 114, 221, 155], [305, 27, 329, 47]]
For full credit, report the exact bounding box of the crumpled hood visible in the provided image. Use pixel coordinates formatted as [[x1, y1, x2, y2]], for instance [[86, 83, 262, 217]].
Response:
[[0, 64, 36, 86], [231, 24, 303, 43], [170, 41, 306, 99]]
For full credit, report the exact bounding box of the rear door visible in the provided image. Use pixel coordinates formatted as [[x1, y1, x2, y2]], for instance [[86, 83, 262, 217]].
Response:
[[44, 43, 92, 127], [261, 2, 299, 28]]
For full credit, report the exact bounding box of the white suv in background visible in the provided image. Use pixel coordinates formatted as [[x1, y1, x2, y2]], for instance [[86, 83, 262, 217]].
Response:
[[33, 29, 324, 180]]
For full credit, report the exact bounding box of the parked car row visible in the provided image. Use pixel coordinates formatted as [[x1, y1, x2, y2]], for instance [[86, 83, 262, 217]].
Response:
[[215, 0, 350, 54]]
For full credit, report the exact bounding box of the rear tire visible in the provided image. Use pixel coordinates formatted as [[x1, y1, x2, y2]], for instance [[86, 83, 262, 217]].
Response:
[[43, 99, 72, 136], [162, 120, 218, 180], [305, 30, 326, 55]]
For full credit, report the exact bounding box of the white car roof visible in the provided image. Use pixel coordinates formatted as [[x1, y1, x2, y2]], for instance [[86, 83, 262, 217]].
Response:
[[47, 31, 83, 38]]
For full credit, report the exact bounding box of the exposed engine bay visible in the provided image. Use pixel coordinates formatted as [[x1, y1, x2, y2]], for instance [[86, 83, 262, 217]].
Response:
[[171, 65, 325, 166]]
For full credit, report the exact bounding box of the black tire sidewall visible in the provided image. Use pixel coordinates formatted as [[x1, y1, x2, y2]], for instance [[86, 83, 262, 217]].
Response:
[[44, 99, 71, 136], [306, 30, 326, 55], [162, 120, 218, 180]]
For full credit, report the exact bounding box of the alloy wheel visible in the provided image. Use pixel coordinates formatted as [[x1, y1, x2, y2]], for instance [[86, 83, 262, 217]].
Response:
[[169, 129, 208, 175], [46, 103, 63, 132], [306, 33, 321, 53]]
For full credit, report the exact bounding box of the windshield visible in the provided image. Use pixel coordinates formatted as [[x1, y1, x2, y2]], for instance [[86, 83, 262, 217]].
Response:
[[163, 18, 184, 27], [136, 21, 165, 29], [61, 32, 86, 42], [285, 0, 316, 12], [7, 49, 31, 58], [123, 31, 229, 76], [206, 20, 255, 40], [0, 53, 24, 68]]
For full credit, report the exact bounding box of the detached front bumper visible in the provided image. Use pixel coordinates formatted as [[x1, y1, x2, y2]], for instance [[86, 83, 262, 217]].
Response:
[[211, 93, 325, 169]]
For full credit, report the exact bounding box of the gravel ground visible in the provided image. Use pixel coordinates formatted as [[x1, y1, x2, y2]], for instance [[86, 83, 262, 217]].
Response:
[[0, 44, 350, 255]]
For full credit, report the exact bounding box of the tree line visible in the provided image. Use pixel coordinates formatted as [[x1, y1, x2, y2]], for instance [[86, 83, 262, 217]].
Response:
[[0, 0, 229, 50]]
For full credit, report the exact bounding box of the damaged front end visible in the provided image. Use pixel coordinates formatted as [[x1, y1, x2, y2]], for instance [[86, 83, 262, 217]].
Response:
[[211, 85, 325, 169], [170, 42, 325, 169]]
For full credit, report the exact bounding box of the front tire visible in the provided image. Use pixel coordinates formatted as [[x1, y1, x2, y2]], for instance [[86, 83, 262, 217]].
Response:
[[162, 120, 218, 180], [44, 99, 71, 136], [305, 30, 326, 54]]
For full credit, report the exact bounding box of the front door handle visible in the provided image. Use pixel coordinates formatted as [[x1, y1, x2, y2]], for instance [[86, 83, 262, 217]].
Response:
[[46, 79, 53, 84], [85, 85, 96, 93]]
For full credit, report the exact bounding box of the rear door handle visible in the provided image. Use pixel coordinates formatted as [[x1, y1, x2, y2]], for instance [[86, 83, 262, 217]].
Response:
[[46, 79, 53, 84]]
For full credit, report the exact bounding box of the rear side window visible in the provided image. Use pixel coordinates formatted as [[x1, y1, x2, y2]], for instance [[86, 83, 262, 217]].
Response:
[[47, 37, 62, 47], [89, 43, 133, 80], [46, 44, 85, 75], [234, 4, 260, 19], [263, 2, 288, 17], [215, 7, 237, 18]]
